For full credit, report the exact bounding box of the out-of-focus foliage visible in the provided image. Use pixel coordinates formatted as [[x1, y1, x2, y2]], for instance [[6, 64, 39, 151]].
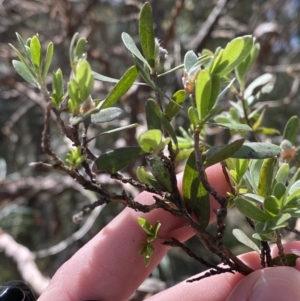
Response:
[[1, 0, 300, 293]]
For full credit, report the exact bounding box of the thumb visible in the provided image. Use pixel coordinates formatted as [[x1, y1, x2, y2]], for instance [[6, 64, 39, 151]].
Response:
[[227, 266, 300, 301]]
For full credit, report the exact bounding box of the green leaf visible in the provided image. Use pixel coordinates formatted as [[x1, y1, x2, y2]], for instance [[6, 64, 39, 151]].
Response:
[[96, 123, 138, 137], [269, 213, 291, 230], [138, 129, 163, 153], [70, 106, 99, 125], [232, 228, 260, 252], [69, 32, 79, 64], [201, 106, 223, 124], [235, 196, 268, 222], [30, 35, 42, 69], [146, 155, 173, 192], [165, 90, 186, 121], [207, 143, 279, 162], [42, 42, 54, 80], [264, 195, 280, 217], [283, 116, 299, 144], [217, 78, 236, 102], [208, 74, 220, 112], [255, 221, 273, 234], [161, 115, 178, 147], [188, 107, 200, 126], [145, 99, 162, 130], [93, 72, 119, 83], [138, 217, 154, 235], [252, 232, 274, 241], [275, 163, 289, 185], [184, 50, 198, 72], [231, 143, 280, 159], [212, 36, 254, 77], [244, 73, 273, 99], [12, 60, 37, 86], [16, 33, 31, 61], [258, 157, 277, 197], [75, 60, 94, 95], [273, 182, 286, 205], [212, 122, 252, 131], [273, 253, 299, 266], [139, 2, 155, 68], [100, 65, 138, 109], [195, 68, 211, 119], [121, 32, 149, 67], [243, 193, 264, 204], [94, 146, 145, 173], [75, 38, 87, 59], [204, 138, 245, 168], [235, 42, 260, 88], [183, 151, 210, 228], [136, 166, 160, 189]]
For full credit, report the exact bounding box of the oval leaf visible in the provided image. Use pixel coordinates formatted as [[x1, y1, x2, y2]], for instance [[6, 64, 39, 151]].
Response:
[[30, 35, 41, 69], [121, 32, 149, 67], [195, 68, 211, 119], [42, 42, 54, 80], [100, 65, 138, 109], [94, 146, 145, 173], [184, 50, 198, 72], [283, 116, 299, 144], [258, 157, 277, 197], [183, 151, 210, 228], [232, 228, 260, 252], [235, 196, 268, 222], [12, 60, 37, 87], [205, 139, 245, 168], [145, 99, 162, 130], [139, 2, 155, 68]]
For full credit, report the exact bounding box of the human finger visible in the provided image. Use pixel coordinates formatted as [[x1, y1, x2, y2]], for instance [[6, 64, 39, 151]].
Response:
[[38, 164, 230, 301]]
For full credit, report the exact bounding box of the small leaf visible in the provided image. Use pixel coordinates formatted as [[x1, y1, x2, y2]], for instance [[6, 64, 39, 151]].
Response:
[[217, 78, 236, 101], [264, 195, 280, 217], [145, 99, 162, 130], [232, 143, 280, 159], [30, 35, 41, 69], [188, 107, 200, 126], [283, 116, 299, 144], [244, 73, 273, 99], [12, 60, 37, 86], [183, 151, 210, 228], [94, 146, 145, 173], [232, 229, 260, 252], [100, 65, 138, 109], [275, 162, 290, 185], [235, 196, 268, 222], [184, 50, 198, 72], [212, 122, 252, 131], [138, 217, 154, 235], [235, 42, 260, 88], [136, 166, 160, 189], [252, 232, 274, 241], [93, 72, 119, 83], [91, 107, 123, 124], [138, 129, 163, 153], [204, 138, 245, 168], [121, 32, 149, 67], [195, 68, 211, 119], [212, 36, 254, 77], [42, 42, 54, 80], [272, 253, 299, 266], [269, 213, 291, 230], [75, 38, 87, 58], [273, 182, 286, 205], [243, 193, 264, 204], [146, 155, 173, 192], [165, 90, 186, 121], [161, 115, 178, 147], [258, 157, 277, 197], [139, 2, 155, 68]]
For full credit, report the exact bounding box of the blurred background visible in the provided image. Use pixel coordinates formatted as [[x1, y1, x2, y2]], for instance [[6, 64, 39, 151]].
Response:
[[0, 0, 300, 298]]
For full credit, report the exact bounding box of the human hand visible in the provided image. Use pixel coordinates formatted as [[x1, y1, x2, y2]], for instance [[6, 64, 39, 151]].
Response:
[[38, 164, 300, 301]]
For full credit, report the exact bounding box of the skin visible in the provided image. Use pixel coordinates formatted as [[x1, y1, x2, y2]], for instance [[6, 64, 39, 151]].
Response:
[[38, 164, 300, 301]]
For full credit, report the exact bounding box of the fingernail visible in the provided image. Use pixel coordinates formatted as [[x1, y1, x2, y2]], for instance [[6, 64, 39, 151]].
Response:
[[227, 267, 300, 301]]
